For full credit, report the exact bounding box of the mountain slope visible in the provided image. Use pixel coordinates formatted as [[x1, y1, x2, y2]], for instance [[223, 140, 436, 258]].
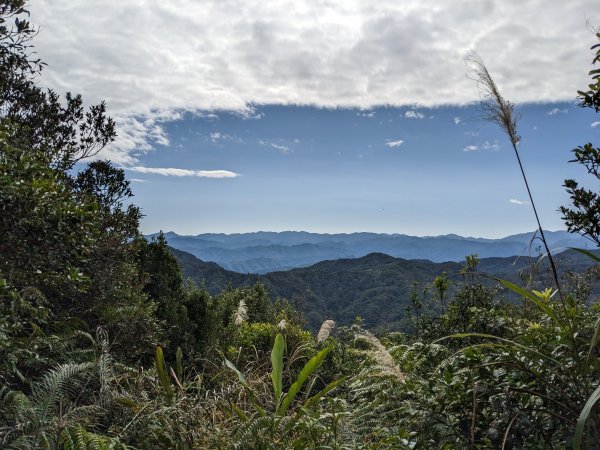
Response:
[[172, 246, 600, 330]]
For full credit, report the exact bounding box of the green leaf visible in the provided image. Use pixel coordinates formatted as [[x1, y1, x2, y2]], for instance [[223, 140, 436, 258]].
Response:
[[225, 358, 266, 417], [229, 401, 249, 422], [224, 358, 248, 387], [492, 277, 562, 326], [271, 333, 285, 408], [438, 333, 562, 367], [588, 317, 600, 367], [279, 346, 332, 416], [175, 346, 183, 381], [115, 397, 141, 411], [570, 247, 600, 263], [574, 383, 600, 450], [303, 376, 346, 410], [154, 346, 173, 404]]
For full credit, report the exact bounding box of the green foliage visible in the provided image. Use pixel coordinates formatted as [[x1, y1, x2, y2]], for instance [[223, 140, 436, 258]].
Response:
[[577, 34, 600, 112], [3, 4, 600, 449], [224, 333, 345, 448], [561, 37, 600, 247], [271, 333, 285, 408], [561, 143, 600, 246], [60, 426, 130, 450], [574, 382, 600, 450], [0, 5, 159, 361]]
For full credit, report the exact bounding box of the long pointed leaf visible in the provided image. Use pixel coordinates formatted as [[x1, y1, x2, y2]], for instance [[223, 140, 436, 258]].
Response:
[[570, 247, 600, 263], [229, 401, 249, 422], [279, 346, 332, 416], [303, 376, 346, 410], [224, 358, 248, 387], [224, 358, 266, 417], [438, 333, 562, 366], [587, 317, 600, 367], [175, 346, 183, 381], [271, 333, 285, 408], [493, 278, 561, 326], [154, 347, 173, 404], [574, 383, 600, 450]]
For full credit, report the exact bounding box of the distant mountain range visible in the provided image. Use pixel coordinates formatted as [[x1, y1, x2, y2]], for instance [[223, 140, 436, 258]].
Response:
[[171, 246, 600, 331], [150, 230, 591, 274]]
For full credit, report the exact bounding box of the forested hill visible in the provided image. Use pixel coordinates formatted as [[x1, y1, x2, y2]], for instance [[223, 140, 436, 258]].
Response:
[[171, 246, 600, 330], [157, 230, 590, 273]]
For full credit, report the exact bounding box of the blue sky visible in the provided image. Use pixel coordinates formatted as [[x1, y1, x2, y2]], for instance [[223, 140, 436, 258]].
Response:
[[31, 1, 600, 237], [123, 102, 599, 237]]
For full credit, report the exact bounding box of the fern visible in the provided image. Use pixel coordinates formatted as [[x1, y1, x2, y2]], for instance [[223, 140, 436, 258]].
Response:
[[60, 425, 130, 450]]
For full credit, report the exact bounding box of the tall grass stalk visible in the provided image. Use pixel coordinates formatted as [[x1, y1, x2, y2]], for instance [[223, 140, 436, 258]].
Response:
[[466, 53, 563, 301]]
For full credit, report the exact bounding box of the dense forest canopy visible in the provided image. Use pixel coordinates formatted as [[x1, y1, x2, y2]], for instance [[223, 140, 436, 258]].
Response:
[[2, 1, 600, 448]]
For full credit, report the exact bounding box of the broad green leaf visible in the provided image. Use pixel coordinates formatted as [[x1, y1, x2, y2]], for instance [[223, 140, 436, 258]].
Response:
[[279, 346, 332, 416], [271, 333, 285, 407], [574, 383, 600, 450]]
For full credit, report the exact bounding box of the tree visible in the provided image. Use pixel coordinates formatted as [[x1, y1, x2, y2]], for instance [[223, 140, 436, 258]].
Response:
[[138, 232, 192, 353], [559, 35, 600, 246], [433, 271, 451, 314], [407, 281, 426, 340], [0, 1, 159, 364]]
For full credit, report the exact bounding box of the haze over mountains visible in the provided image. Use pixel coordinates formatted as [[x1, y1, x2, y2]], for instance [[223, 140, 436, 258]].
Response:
[[151, 230, 591, 274]]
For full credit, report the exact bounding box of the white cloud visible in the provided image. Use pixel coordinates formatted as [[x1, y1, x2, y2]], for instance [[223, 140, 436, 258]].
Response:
[[404, 110, 425, 119], [509, 198, 528, 205], [463, 145, 479, 152], [591, 121, 600, 128], [127, 167, 239, 178], [102, 111, 179, 165], [547, 107, 568, 115], [258, 140, 291, 154], [210, 131, 239, 144], [454, 116, 461, 125], [482, 140, 500, 151], [385, 139, 404, 148], [357, 111, 376, 118], [28, 1, 599, 162], [210, 132, 224, 143], [194, 112, 219, 120]]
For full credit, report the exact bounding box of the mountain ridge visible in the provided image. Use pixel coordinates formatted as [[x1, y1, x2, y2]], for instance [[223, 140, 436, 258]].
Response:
[[152, 230, 591, 274], [171, 245, 600, 330]]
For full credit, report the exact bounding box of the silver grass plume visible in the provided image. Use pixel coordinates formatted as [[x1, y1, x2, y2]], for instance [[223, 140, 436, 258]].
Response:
[[235, 299, 247, 325], [466, 52, 563, 300], [355, 330, 403, 381], [317, 319, 335, 342]]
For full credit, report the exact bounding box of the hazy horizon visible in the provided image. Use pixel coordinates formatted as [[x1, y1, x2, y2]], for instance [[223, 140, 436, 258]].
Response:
[[150, 227, 573, 241]]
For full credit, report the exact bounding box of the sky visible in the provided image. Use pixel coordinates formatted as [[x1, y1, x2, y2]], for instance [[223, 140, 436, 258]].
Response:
[[28, 1, 600, 237]]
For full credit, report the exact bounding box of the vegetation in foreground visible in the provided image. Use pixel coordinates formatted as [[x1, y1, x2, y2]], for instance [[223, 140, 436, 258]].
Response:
[[2, 2, 600, 448]]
